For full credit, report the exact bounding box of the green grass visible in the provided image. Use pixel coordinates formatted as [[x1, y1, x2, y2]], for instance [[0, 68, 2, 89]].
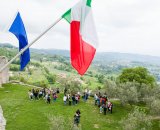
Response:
[[0, 84, 159, 130]]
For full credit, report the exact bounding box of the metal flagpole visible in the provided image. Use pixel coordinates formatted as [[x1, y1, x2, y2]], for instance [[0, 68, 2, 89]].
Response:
[[0, 17, 62, 73]]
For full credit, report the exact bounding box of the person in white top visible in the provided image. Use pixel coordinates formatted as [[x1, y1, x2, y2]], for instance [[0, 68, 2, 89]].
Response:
[[28, 90, 33, 100], [94, 94, 98, 105], [63, 95, 67, 105]]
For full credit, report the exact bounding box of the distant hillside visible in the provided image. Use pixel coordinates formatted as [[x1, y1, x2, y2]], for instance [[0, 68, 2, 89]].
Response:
[[1, 43, 160, 65], [31, 48, 70, 58], [95, 52, 160, 65], [0, 43, 16, 48], [31, 47, 160, 66]]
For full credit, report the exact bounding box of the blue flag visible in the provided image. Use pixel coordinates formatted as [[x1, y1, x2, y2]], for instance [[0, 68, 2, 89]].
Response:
[[9, 12, 30, 70]]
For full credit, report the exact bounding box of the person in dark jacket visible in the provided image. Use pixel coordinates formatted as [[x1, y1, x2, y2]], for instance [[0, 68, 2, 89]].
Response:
[[74, 109, 81, 126], [103, 104, 107, 115]]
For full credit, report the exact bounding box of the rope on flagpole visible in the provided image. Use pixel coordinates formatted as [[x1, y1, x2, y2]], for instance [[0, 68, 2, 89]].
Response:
[[0, 17, 62, 73]]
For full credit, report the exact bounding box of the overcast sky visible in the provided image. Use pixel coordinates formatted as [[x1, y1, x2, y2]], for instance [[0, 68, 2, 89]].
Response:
[[0, 0, 160, 56]]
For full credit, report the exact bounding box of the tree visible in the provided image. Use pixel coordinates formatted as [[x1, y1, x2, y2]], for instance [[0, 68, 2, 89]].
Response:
[[103, 80, 117, 98], [97, 74, 105, 83], [69, 80, 82, 94], [117, 82, 139, 106], [118, 67, 155, 86], [58, 77, 82, 94], [46, 74, 56, 84], [39, 80, 48, 87], [145, 85, 160, 116], [120, 107, 152, 130], [148, 98, 160, 116]]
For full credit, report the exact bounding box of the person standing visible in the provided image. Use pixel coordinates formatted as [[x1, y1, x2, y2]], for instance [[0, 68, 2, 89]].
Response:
[[53, 93, 57, 102], [47, 94, 51, 104], [74, 109, 81, 126], [100, 105, 103, 113], [103, 104, 107, 115], [75, 95, 78, 105], [108, 101, 113, 114], [64, 87, 67, 95], [56, 88, 60, 94], [63, 94, 67, 105], [69, 95, 72, 106], [72, 95, 76, 105], [28, 90, 33, 100], [94, 94, 98, 105]]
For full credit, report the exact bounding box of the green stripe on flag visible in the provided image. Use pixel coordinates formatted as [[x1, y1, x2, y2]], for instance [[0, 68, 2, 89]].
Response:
[[62, 9, 71, 23], [86, 0, 92, 7]]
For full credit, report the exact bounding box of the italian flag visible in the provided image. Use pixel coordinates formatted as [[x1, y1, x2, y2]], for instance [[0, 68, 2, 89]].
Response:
[[62, 0, 98, 75]]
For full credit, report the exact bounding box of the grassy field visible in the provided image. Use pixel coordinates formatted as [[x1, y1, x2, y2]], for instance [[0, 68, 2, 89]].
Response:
[[0, 84, 159, 130]]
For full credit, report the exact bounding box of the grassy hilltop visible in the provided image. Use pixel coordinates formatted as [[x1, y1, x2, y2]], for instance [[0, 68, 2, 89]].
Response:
[[1, 84, 159, 130], [0, 43, 160, 130]]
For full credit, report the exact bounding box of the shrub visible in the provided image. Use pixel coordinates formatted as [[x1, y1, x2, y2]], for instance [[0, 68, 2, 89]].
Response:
[[10, 64, 19, 71], [69, 80, 82, 94], [29, 61, 41, 68], [20, 77, 26, 83], [9, 76, 19, 81], [46, 114, 82, 130], [39, 80, 48, 87]]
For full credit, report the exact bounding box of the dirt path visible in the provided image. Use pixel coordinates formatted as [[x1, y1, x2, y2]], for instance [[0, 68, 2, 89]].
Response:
[[10, 81, 41, 88], [150, 116, 160, 120]]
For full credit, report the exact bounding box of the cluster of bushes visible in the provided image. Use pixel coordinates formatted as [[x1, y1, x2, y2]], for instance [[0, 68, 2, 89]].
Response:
[[54, 64, 72, 72], [108, 82, 159, 115]]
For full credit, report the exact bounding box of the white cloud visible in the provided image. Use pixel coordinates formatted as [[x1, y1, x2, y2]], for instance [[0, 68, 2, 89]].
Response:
[[0, 0, 160, 56]]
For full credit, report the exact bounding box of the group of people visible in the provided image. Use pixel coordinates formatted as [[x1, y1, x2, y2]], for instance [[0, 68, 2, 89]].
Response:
[[28, 88, 82, 127], [63, 93, 81, 106], [28, 87, 83, 107], [94, 94, 113, 115], [28, 87, 59, 104], [28, 87, 113, 127]]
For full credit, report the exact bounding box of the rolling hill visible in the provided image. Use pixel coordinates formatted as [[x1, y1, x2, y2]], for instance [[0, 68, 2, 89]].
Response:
[[1, 43, 160, 65]]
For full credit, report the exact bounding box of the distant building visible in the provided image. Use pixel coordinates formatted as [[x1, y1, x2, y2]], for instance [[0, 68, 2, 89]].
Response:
[[0, 56, 9, 86]]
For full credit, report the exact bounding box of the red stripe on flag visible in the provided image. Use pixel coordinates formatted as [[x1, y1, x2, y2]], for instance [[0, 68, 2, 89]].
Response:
[[70, 21, 96, 75]]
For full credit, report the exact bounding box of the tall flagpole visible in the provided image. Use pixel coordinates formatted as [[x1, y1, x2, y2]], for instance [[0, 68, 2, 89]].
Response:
[[0, 17, 62, 73]]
